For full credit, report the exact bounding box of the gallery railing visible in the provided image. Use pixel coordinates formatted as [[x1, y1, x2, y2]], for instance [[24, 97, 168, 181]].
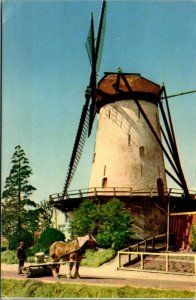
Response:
[[50, 187, 196, 202]]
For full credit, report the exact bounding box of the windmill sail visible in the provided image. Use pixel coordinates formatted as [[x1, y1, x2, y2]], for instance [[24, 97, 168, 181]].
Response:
[[88, 0, 107, 136], [117, 71, 189, 197], [62, 1, 107, 195], [85, 1, 107, 72], [63, 101, 90, 195], [85, 13, 94, 67], [95, 0, 107, 73]]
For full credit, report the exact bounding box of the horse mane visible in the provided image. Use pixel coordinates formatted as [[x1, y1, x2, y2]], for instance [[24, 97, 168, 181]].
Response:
[[77, 234, 91, 248]]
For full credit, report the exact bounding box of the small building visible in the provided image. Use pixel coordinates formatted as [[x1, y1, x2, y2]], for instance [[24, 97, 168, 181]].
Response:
[[51, 208, 70, 240]]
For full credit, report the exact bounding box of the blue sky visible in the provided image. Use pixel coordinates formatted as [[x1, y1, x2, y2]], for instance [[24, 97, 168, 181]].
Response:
[[2, 0, 196, 202]]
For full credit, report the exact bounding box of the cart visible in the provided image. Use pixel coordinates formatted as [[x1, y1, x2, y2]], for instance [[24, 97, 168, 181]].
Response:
[[21, 261, 70, 278]]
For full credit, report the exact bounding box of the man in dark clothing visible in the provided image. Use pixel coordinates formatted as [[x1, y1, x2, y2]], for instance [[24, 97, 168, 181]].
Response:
[[16, 241, 27, 275]]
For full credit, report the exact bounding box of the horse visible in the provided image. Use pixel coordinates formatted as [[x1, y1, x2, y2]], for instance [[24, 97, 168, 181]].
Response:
[[49, 234, 98, 278]]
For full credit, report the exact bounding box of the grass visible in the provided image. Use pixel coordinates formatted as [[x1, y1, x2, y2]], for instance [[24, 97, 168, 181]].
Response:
[[1, 248, 116, 267], [81, 248, 116, 267], [2, 278, 194, 298]]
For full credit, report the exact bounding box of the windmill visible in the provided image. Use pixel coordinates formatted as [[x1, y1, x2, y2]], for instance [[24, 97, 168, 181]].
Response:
[[90, 70, 194, 198], [50, 1, 196, 242], [62, 1, 107, 197]]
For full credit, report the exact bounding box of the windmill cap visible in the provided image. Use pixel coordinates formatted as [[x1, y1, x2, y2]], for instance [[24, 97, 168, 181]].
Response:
[[96, 72, 161, 110]]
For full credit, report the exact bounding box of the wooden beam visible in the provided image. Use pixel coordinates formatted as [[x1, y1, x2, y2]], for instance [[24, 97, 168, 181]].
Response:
[[170, 211, 196, 216]]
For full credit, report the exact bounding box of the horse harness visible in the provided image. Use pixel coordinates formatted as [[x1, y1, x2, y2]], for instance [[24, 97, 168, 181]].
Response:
[[54, 238, 86, 262]]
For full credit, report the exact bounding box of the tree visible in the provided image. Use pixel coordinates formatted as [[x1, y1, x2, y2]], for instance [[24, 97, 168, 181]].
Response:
[[68, 199, 97, 238], [1, 196, 20, 245], [68, 198, 133, 250], [24, 199, 53, 235], [2, 145, 36, 243], [9, 229, 34, 250], [36, 199, 53, 231], [96, 199, 133, 250]]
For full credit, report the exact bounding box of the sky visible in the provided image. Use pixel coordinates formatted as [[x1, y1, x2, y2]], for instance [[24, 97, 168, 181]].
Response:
[[2, 0, 196, 203]]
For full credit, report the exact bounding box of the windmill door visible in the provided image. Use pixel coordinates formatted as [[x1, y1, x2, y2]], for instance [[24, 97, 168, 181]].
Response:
[[102, 177, 108, 188], [157, 178, 164, 196]]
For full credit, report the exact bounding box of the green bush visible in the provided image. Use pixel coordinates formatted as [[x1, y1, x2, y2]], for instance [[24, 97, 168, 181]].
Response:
[[1, 251, 18, 264], [81, 248, 116, 267], [1, 250, 35, 264], [26, 247, 36, 257], [9, 229, 34, 250], [35, 227, 65, 254], [1, 237, 9, 250]]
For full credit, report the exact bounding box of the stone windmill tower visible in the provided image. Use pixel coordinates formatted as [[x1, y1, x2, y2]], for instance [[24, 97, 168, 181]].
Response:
[[89, 71, 167, 195]]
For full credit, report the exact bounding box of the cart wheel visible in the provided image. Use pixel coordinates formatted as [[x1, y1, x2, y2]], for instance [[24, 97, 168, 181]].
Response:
[[22, 267, 31, 278]]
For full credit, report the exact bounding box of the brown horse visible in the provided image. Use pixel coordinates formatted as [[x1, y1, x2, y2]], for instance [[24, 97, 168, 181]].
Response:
[[49, 234, 98, 278]]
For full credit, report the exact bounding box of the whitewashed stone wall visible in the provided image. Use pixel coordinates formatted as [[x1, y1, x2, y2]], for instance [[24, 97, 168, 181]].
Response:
[[89, 99, 167, 192]]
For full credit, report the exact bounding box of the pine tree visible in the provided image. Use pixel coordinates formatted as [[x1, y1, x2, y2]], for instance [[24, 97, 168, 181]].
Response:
[[2, 145, 37, 241]]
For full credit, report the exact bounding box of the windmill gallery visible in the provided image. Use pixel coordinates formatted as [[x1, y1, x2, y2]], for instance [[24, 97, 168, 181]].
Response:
[[49, 1, 196, 253]]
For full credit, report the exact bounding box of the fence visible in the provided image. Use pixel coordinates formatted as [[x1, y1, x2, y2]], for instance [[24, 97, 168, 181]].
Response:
[[50, 187, 196, 203], [118, 235, 196, 275]]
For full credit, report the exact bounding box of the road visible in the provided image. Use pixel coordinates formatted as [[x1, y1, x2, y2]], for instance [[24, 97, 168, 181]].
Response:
[[1, 263, 196, 292]]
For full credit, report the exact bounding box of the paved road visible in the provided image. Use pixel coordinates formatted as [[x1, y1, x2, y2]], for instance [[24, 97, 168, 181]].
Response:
[[2, 263, 196, 292]]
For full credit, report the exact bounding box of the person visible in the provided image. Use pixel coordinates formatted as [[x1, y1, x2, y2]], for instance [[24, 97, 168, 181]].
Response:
[[16, 241, 27, 275]]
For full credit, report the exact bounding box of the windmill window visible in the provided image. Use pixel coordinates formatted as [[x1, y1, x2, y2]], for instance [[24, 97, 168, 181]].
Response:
[[139, 146, 145, 158], [93, 153, 96, 163], [158, 166, 160, 177], [128, 134, 131, 146], [102, 177, 108, 188], [103, 165, 106, 176], [108, 110, 111, 119], [156, 113, 160, 130]]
